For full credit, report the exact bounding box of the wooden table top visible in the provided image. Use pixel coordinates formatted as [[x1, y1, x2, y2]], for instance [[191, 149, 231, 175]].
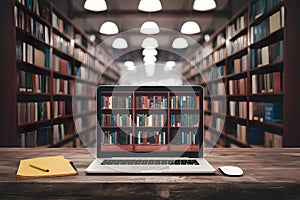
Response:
[[0, 148, 299, 199]]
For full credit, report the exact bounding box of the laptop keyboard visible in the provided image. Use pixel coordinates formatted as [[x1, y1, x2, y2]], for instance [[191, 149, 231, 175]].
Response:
[[101, 159, 199, 165]]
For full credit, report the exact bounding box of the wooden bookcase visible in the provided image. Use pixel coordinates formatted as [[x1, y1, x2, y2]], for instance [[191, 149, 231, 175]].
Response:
[[0, 0, 120, 147], [98, 89, 201, 152], [182, 0, 291, 147]]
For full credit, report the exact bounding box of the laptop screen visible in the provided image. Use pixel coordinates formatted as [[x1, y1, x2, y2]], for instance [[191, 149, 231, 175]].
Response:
[[97, 86, 203, 158]]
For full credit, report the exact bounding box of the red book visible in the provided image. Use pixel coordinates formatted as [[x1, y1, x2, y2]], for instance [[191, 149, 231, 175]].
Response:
[[273, 72, 282, 93], [143, 132, 147, 145], [196, 96, 200, 109], [146, 98, 150, 109], [60, 59, 67, 74], [234, 59, 241, 73], [234, 80, 238, 95], [176, 114, 180, 127], [69, 80, 74, 95], [158, 96, 162, 108], [60, 101, 65, 116]]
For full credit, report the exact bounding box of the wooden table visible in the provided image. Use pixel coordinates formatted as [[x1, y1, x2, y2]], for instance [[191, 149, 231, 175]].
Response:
[[0, 148, 299, 199]]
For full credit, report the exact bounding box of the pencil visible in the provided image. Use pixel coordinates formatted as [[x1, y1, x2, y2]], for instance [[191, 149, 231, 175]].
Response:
[[29, 164, 49, 172]]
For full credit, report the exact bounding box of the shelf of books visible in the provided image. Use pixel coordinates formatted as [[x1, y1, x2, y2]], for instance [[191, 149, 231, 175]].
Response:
[[99, 91, 201, 152], [14, 0, 120, 147], [183, 0, 284, 148]]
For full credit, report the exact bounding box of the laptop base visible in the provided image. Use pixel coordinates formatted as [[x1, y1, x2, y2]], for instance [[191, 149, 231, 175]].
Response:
[[86, 158, 215, 174]]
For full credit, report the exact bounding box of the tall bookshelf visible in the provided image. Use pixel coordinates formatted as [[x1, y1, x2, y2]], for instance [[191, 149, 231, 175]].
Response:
[[182, 0, 292, 147], [0, 0, 120, 147]]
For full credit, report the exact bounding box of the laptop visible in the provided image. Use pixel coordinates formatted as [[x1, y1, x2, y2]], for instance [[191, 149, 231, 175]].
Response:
[[85, 85, 215, 173]]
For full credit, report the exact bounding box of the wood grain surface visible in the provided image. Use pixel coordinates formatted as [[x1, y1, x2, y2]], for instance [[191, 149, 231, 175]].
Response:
[[0, 148, 299, 199]]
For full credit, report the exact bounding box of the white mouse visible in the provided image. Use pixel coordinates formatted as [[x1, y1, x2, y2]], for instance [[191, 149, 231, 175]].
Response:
[[219, 166, 243, 176]]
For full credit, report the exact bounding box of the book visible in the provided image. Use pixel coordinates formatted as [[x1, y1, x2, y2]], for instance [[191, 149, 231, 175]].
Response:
[[263, 103, 283, 123], [261, 46, 269, 66], [251, 72, 282, 94], [264, 131, 282, 147], [17, 102, 51, 125], [236, 123, 247, 144], [269, 10, 282, 34], [229, 101, 247, 119], [16, 156, 77, 178], [228, 78, 247, 95], [249, 127, 264, 145], [37, 126, 52, 146], [273, 72, 282, 93], [250, 102, 262, 121]]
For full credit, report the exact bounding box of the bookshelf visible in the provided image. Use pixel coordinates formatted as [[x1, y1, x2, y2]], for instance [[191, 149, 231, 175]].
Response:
[[98, 87, 202, 153], [0, 0, 120, 147], [182, 0, 290, 147]]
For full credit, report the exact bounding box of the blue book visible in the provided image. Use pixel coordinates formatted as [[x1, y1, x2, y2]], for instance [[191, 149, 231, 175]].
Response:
[[138, 96, 142, 108], [104, 131, 108, 144], [27, 0, 33, 10], [122, 115, 126, 127], [41, 74, 46, 93], [250, 127, 264, 145], [171, 115, 175, 126], [67, 63, 72, 75], [250, 49, 257, 69], [142, 114, 145, 126], [45, 49, 50, 68], [111, 132, 115, 144], [111, 115, 114, 126], [38, 102, 45, 120], [263, 103, 283, 123], [101, 96, 104, 108], [182, 96, 187, 108]]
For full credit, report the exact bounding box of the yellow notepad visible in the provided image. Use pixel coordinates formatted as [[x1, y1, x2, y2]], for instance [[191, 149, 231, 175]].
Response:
[[16, 156, 78, 178]]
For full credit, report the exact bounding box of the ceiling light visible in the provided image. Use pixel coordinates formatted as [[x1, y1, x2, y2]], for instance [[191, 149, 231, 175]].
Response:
[[204, 34, 210, 42], [89, 34, 96, 42], [124, 61, 136, 71], [142, 48, 158, 56], [172, 37, 188, 49], [84, 0, 107, 12], [112, 38, 128, 49], [141, 37, 159, 48], [181, 21, 201, 34], [99, 21, 119, 35], [124, 61, 134, 68], [193, 0, 216, 11], [127, 65, 136, 71], [143, 55, 157, 63], [164, 61, 176, 72], [140, 21, 160, 34], [166, 61, 176, 68], [138, 0, 162, 12]]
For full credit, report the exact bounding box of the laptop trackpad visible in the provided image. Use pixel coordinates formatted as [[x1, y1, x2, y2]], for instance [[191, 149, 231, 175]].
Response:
[[131, 165, 169, 172]]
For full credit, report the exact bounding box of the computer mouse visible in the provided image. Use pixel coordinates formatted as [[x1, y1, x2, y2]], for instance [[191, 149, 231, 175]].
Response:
[[219, 166, 243, 176]]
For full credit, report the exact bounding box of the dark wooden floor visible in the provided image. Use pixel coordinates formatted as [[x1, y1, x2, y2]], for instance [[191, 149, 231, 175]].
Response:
[[0, 148, 299, 199]]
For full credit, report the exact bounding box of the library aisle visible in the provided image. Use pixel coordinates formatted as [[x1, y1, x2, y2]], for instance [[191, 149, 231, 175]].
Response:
[[0, 0, 299, 148]]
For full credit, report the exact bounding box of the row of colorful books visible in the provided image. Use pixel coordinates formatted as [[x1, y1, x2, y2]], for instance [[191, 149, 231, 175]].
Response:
[[17, 101, 51, 125], [18, 70, 49, 93], [249, 102, 282, 123], [16, 40, 50, 68], [15, 5, 49, 44]]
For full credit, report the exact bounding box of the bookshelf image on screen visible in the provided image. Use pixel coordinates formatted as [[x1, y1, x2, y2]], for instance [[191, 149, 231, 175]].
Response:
[[98, 86, 202, 153]]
